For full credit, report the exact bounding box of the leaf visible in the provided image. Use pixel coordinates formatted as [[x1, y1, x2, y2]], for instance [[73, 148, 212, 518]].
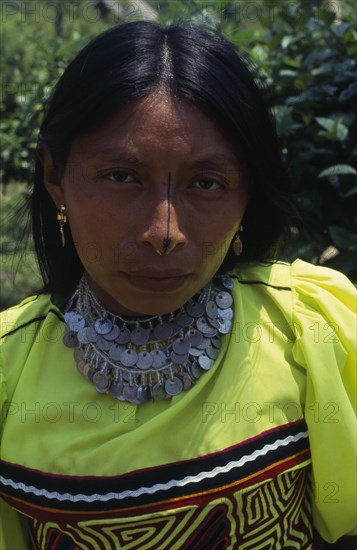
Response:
[[328, 226, 357, 249], [338, 83, 357, 103], [316, 117, 335, 132], [318, 165, 357, 178]]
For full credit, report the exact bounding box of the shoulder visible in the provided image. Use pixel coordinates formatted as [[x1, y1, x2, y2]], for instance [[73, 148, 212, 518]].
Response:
[[0, 294, 63, 340]]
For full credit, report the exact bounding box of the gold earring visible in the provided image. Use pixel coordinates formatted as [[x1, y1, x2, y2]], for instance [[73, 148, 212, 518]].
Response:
[[57, 204, 67, 247], [233, 225, 243, 257]]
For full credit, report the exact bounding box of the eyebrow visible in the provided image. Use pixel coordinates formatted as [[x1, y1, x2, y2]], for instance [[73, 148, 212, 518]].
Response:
[[89, 148, 240, 168]]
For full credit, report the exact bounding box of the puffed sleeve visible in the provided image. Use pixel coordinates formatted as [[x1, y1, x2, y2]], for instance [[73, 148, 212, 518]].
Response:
[[291, 260, 357, 543]]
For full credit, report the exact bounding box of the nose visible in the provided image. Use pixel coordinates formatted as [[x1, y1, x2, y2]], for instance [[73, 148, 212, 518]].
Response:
[[139, 195, 187, 255]]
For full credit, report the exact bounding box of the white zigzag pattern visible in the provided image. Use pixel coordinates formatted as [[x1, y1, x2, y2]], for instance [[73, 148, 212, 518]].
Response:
[[0, 431, 308, 503]]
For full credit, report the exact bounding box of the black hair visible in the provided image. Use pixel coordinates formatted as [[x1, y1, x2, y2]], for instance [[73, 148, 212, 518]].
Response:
[[32, 21, 296, 295]]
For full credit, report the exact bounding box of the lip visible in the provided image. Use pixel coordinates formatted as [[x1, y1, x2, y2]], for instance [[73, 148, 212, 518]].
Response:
[[124, 270, 190, 292]]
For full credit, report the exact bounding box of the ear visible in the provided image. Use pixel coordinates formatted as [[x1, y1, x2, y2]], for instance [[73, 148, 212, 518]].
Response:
[[37, 145, 65, 209]]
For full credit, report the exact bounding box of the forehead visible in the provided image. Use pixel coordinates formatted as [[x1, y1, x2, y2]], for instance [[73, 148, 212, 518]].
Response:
[[70, 92, 238, 163]]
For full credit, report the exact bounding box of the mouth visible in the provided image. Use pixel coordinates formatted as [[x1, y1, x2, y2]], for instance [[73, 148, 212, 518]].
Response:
[[124, 270, 190, 292]]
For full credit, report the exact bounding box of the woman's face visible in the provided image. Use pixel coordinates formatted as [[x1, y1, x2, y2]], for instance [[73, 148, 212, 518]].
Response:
[[44, 92, 248, 316]]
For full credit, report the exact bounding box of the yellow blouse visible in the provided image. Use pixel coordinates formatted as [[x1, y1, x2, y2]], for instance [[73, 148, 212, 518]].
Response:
[[0, 260, 356, 549]]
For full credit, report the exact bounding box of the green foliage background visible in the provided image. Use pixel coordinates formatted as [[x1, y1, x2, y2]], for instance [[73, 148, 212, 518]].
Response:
[[1, 0, 356, 310]]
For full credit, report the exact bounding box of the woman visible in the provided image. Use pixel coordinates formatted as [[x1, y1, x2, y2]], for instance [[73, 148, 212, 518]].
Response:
[[0, 21, 355, 549]]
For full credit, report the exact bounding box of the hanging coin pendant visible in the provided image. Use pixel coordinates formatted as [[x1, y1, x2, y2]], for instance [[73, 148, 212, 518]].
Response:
[[122, 384, 139, 403], [96, 336, 111, 351], [77, 327, 90, 344], [188, 347, 204, 357], [68, 314, 85, 332], [215, 291, 233, 309], [64, 311, 75, 323], [150, 349, 167, 368], [211, 335, 222, 349], [130, 327, 149, 345], [93, 371, 110, 392], [165, 377, 184, 396], [198, 353, 214, 370], [218, 318, 232, 334], [120, 349, 138, 367], [207, 317, 220, 329], [110, 381, 123, 398], [221, 275, 234, 289], [206, 301, 218, 319], [94, 318, 113, 335], [186, 301, 204, 318], [176, 311, 193, 328], [182, 373, 193, 390], [86, 326, 98, 342], [189, 361, 203, 380], [103, 325, 120, 341], [76, 360, 86, 374], [218, 307, 233, 320], [137, 385, 151, 403], [137, 351, 153, 370], [172, 336, 190, 355], [74, 348, 85, 363], [152, 383, 166, 401], [197, 337, 210, 350], [154, 322, 172, 340], [116, 327, 131, 344], [207, 345, 220, 360], [109, 343, 125, 361], [170, 351, 189, 365], [63, 331, 79, 348], [187, 328, 203, 347]]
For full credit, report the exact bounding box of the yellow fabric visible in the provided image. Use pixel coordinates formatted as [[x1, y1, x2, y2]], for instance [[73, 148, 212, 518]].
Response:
[[0, 259, 356, 545]]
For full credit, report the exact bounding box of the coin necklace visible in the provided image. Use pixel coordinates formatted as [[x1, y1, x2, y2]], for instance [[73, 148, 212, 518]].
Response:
[[63, 274, 234, 404]]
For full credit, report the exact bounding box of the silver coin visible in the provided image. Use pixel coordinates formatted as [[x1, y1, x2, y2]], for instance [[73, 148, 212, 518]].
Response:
[[108, 343, 125, 361], [68, 314, 85, 332], [187, 328, 203, 347], [93, 371, 110, 392], [198, 353, 214, 370], [137, 351, 153, 370], [87, 367, 96, 382], [120, 349, 138, 367], [176, 311, 193, 328], [206, 301, 218, 319], [64, 311, 75, 323], [165, 377, 184, 396], [76, 360, 86, 374], [221, 275, 234, 289], [82, 363, 92, 379], [137, 385, 151, 403], [211, 336, 222, 349], [170, 350, 189, 365], [197, 337, 210, 350], [218, 319, 232, 334], [122, 384, 139, 403], [206, 345, 220, 360], [207, 317, 220, 329], [95, 335, 111, 351], [168, 319, 180, 335], [86, 326, 98, 343], [215, 291, 233, 309], [182, 373, 193, 390], [196, 317, 210, 333], [63, 331, 79, 348], [150, 349, 167, 368], [153, 322, 172, 340], [74, 348, 85, 362], [186, 302, 205, 318], [110, 381, 123, 398], [189, 361, 203, 380], [94, 318, 113, 335], [103, 325, 120, 341], [188, 347, 204, 357], [152, 383, 166, 401], [77, 327, 90, 344], [218, 307, 233, 320], [172, 336, 190, 355], [116, 327, 131, 344], [130, 327, 149, 345]]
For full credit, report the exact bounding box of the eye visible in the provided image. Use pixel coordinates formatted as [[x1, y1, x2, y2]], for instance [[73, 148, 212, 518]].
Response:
[[105, 171, 136, 184], [191, 177, 223, 191]]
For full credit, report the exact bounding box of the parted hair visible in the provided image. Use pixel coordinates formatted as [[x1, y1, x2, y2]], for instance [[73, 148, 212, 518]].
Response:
[[32, 21, 296, 295]]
